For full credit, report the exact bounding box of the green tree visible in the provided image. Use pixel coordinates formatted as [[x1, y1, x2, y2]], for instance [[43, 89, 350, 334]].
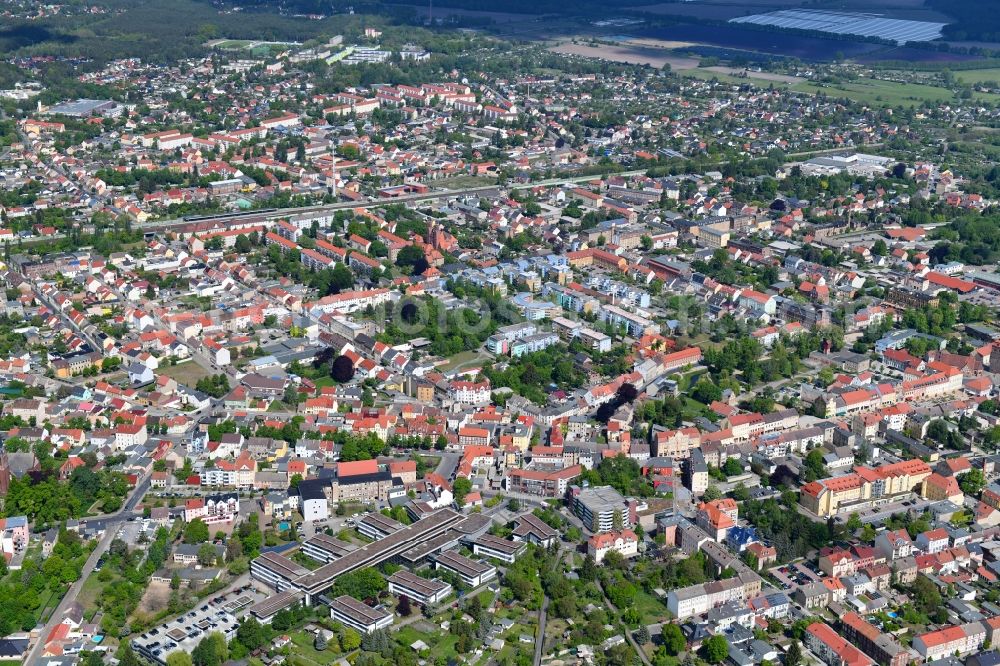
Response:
[[192, 632, 228, 666], [960, 468, 985, 496], [236, 617, 267, 652], [234, 234, 252, 253], [183, 518, 210, 544], [846, 513, 862, 532], [911, 575, 942, 615], [118, 643, 143, 666], [702, 484, 722, 502], [453, 477, 473, 506], [785, 640, 803, 666], [166, 653, 194, 666], [341, 627, 362, 651], [700, 635, 728, 664], [662, 623, 686, 655], [803, 448, 827, 482], [691, 378, 722, 405], [333, 567, 387, 600], [396, 244, 428, 275], [197, 543, 218, 566], [722, 458, 743, 476]]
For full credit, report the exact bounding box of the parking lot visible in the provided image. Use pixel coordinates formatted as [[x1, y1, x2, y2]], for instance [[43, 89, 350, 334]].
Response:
[[132, 583, 266, 663], [769, 562, 822, 590]]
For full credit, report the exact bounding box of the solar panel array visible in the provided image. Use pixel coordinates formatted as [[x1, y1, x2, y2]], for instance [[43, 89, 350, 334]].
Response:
[[729, 10, 946, 45]]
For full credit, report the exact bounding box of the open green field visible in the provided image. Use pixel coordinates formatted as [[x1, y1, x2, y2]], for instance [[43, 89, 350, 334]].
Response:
[[159, 360, 213, 386], [312, 376, 335, 389], [683, 68, 759, 86], [682, 68, 1000, 107], [288, 631, 343, 665], [213, 39, 255, 49], [395, 624, 462, 662], [207, 38, 301, 50], [438, 175, 499, 190], [439, 350, 490, 373], [631, 589, 670, 624], [955, 68, 1000, 85], [791, 78, 1000, 106], [77, 570, 110, 612]]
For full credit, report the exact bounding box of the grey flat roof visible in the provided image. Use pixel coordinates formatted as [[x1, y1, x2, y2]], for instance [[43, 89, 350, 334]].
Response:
[[249, 589, 303, 619], [256, 551, 310, 579], [453, 513, 492, 534], [435, 550, 492, 577], [295, 508, 464, 592], [472, 533, 523, 555], [512, 513, 559, 539], [387, 570, 449, 596], [399, 528, 464, 564], [329, 595, 392, 624], [358, 512, 405, 534], [304, 532, 357, 558]]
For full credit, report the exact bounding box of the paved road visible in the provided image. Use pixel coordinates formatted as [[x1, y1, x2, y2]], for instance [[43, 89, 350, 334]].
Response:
[[22, 473, 151, 664], [533, 595, 549, 666], [79, 475, 151, 531], [32, 286, 102, 351]]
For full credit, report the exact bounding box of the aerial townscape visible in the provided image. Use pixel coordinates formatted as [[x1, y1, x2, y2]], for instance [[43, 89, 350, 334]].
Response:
[[7, 0, 1000, 666]]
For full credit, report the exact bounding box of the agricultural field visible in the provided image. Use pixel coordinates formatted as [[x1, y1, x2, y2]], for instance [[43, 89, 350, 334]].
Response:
[[551, 42, 699, 70], [629, 0, 953, 23], [635, 23, 884, 61], [682, 68, 764, 86], [791, 78, 1000, 106], [855, 46, 984, 64], [954, 68, 1000, 85], [700, 65, 803, 83]]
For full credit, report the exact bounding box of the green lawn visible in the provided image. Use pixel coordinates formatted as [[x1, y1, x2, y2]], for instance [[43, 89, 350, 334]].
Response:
[[288, 631, 342, 665], [36, 587, 61, 624], [438, 175, 499, 191], [631, 590, 670, 624], [312, 376, 335, 389], [77, 571, 111, 611], [439, 350, 489, 373], [681, 397, 710, 421], [395, 625, 432, 647], [415, 454, 441, 469], [395, 623, 462, 662]]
